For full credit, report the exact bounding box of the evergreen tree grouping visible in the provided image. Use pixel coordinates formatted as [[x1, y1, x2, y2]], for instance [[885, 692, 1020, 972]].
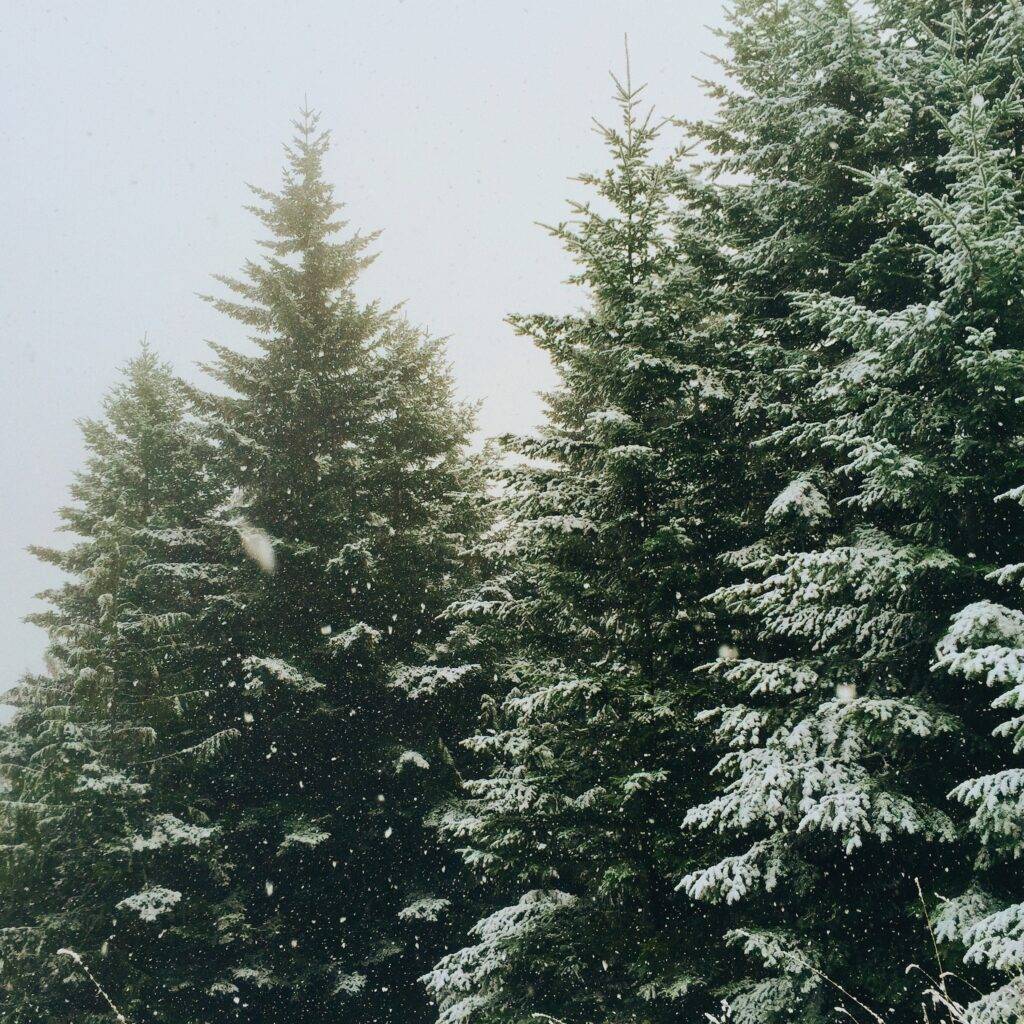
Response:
[[0, 112, 484, 1024], [4, 5, 1024, 1024]]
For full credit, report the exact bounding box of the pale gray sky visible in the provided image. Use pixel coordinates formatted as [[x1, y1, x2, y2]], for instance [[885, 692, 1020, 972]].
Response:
[[0, 0, 728, 688]]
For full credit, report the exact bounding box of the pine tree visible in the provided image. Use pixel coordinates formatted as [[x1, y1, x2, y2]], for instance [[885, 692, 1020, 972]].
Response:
[[181, 109, 484, 1023], [0, 349, 238, 1024], [678, 45, 927, 1017], [681, 3, 1024, 1022], [922, 6, 1024, 1022], [935, 591, 1024, 1024], [424, 76, 749, 1024], [0, 111, 483, 1024]]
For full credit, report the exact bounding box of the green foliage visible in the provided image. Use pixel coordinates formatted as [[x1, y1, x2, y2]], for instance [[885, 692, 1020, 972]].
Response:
[[179, 109, 485, 1024], [683, 2, 1024, 1021], [0, 349, 238, 1023], [423, 76, 752, 1024], [0, 112, 485, 1024], [8, 8, 1024, 1024]]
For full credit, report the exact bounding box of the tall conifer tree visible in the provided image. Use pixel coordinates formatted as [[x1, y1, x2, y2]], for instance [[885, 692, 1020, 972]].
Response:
[[183, 109, 483, 1024], [921, 6, 1024, 1023], [425, 78, 748, 1024], [0, 111, 483, 1024], [682, 4, 1024, 1022], [0, 350, 237, 1024]]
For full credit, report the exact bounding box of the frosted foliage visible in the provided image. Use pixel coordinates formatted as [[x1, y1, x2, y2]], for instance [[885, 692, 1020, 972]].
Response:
[[678, 840, 783, 904], [279, 824, 331, 851], [938, 601, 1024, 846], [327, 622, 381, 653], [937, 602, 1024, 757], [637, 973, 697, 1002], [950, 769, 1024, 856], [937, 595, 1024, 1006], [333, 971, 367, 997], [727, 976, 800, 1024], [390, 663, 479, 700], [715, 527, 952, 660], [728, 928, 816, 980], [686, 696, 956, 856], [75, 766, 148, 797], [233, 966, 276, 987], [933, 888, 999, 945], [764, 475, 829, 527], [960, 982, 1024, 1024], [937, 602, 1024, 681], [504, 675, 598, 721], [710, 658, 819, 698], [962, 904, 1024, 973], [815, 348, 881, 399], [395, 750, 430, 772], [398, 896, 450, 922], [117, 886, 182, 922], [529, 514, 597, 534], [586, 407, 634, 429], [422, 890, 576, 1024], [243, 656, 324, 694], [18, 11, 1024, 1024], [131, 814, 215, 851]]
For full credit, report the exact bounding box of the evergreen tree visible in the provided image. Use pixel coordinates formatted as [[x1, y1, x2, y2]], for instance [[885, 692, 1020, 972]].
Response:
[[424, 77, 748, 1024], [182, 109, 484, 1024], [923, 7, 1024, 1023], [0, 349, 238, 1024], [0, 111, 483, 1024], [935, 591, 1024, 1024], [676, 9, 925, 1020], [681, 3, 1024, 1022]]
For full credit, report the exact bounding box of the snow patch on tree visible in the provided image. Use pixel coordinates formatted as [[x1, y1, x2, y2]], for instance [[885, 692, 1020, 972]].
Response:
[[116, 886, 182, 922], [764, 475, 829, 527], [131, 814, 215, 851], [398, 895, 450, 922]]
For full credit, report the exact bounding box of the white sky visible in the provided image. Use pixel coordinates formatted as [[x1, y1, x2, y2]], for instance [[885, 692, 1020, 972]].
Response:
[[0, 0, 728, 687]]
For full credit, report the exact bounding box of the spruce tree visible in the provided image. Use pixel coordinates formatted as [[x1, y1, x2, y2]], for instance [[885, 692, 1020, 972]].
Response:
[[923, 6, 1024, 1023], [182, 109, 483, 1024], [677, 11, 921, 1024], [0, 349, 237, 1024], [424, 78, 747, 1024], [936, 591, 1024, 1024], [0, 111, 483, 1024], [681, 3, 1024, 1022]]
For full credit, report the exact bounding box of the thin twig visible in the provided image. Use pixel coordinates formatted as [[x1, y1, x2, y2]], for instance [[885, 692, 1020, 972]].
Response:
[[916, 879, 947, 982], [785, 948, 887, 1024], [58, 948, 130, 1024]]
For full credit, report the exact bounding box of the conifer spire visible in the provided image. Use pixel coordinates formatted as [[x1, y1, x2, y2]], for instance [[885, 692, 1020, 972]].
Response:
[[425, 73, 744, 1024], [185, 112, 482, 1024]]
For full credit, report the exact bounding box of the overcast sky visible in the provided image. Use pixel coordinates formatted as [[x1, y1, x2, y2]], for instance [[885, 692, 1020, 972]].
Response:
[[0, 0, 728, 689]]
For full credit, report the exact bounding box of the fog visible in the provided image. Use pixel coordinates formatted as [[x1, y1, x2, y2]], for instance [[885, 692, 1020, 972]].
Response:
[[0, 0, 727, 689]]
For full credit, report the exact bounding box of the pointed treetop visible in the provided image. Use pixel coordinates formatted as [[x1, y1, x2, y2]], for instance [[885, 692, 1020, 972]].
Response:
[[287, 103, 329, 183], [203, 108, 379, 351], [606, 37, 651, 147]]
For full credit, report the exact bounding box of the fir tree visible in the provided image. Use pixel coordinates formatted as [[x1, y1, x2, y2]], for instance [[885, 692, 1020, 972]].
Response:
[[0, 111, 483, 1024], [0, 349, 237, 1024], [935, 591, 1024, 1024], [682, 3, 1024, 1022], [185, 109, 484, 1024], [923, 6, 1024, 1023], [424, 76, 747, 1024]]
